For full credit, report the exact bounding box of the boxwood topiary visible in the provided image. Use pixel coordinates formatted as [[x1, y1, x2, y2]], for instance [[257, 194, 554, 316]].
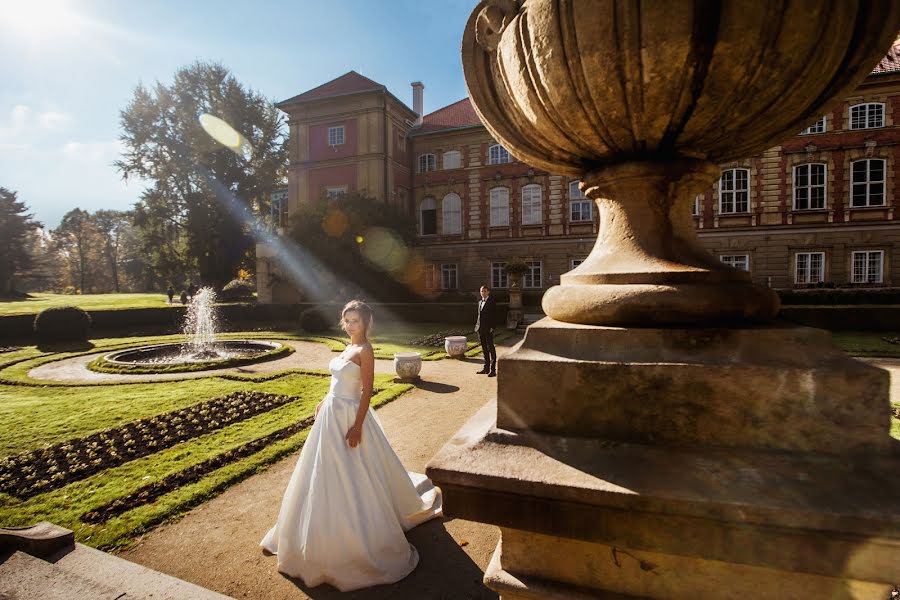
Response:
[[299, 306, 331, 333], [219, 279, 256, 302], [34, 306, 92, 342]]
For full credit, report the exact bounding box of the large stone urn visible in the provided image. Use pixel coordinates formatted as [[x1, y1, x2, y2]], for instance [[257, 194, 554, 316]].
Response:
[[393, 352, 422, 381], [444, 335, 468, 359], [427, 1, 900, 598]]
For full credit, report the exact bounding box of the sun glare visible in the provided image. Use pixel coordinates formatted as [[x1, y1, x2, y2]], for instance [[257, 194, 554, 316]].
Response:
[[0, 0, 83, 43]]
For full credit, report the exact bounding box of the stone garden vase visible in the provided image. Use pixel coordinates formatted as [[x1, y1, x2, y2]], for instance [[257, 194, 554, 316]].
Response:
[[444, 336, 468, 359], [393, 352, 422, 381]]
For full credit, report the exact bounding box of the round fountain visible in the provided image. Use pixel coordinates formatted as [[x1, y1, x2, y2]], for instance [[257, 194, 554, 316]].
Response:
[[93, 288, 289, 373]]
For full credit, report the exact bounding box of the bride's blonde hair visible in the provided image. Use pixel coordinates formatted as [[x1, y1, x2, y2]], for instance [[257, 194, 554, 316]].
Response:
[[340, 300, 374, 336]]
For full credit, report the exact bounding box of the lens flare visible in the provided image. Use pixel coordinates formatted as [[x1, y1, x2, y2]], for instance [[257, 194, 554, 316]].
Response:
[[199, 114, 253, 160], [356, 235, 364, 244], [322, 209, 349, 237], [360, 227, 409, 275]]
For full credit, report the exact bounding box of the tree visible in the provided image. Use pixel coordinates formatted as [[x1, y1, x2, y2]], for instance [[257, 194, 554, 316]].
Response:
[[115, 61, 286, 288], [0, 188, 41, 296], [53, 208, 98, 293], [93, 209, 130, 293]]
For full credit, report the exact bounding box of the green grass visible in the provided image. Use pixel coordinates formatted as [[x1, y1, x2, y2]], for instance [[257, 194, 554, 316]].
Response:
[[831, 331, 900, 358], [0, 293, 176, 315], [0, 332, 413, 549]]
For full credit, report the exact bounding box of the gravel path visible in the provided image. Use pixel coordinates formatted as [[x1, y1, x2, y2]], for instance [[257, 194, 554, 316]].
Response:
[[115, 340, 519, 600]]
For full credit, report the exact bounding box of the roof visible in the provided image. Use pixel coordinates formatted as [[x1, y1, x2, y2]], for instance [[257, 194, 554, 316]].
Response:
[[873, 40, 900, 74], [277, 71, 385, 106], [414, 98, 483, 134]]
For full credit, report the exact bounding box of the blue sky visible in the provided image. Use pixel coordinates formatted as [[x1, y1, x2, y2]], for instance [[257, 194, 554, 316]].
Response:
[[0, 0, 476, 229]]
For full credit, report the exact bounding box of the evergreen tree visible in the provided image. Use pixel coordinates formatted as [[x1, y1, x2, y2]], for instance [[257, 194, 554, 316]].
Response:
[[0, 188, 41, 296]]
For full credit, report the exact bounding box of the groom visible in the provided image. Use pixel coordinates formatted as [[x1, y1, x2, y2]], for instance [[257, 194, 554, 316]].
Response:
[[475, 285, 497, 377]]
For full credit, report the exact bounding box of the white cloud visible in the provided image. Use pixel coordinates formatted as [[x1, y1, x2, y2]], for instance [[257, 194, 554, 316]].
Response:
[[38, 110, 72, 130], [61, 139, 123, 163]]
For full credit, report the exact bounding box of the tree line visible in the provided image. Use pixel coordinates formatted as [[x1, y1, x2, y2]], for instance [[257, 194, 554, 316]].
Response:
[[1, 61, 286, 298]]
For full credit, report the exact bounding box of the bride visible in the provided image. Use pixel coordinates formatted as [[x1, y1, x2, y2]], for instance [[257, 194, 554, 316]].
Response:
[[261, 300, 442, 591]]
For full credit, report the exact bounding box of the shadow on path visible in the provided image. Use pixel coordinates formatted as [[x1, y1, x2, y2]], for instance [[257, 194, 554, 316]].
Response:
[[282, 518, 496, 600], [411, 380, 460, 394]]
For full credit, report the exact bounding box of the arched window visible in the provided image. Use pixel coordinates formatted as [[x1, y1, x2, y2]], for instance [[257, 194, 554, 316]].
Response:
[[793, 163, 827, 210], [489, 187, 510, 227], [719, 168, 750, 214], [418, 153, 436, 173], [442, 193, 461, 234], [569, 180, 591, 221], [521, 184, 543, 225], [850, 159, 886, 207], [488, 144, 511, 165], [442, 150, 461, 170], [849, 103, 885, 130], [420, 197, 437, 235]]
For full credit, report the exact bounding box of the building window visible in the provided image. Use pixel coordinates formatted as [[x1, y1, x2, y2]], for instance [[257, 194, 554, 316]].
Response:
[[800, 116, 826, 135], [692, 195, 702, 216], [424, 264, 436, 290], [490, 187, 510, 227], [720, 254, 750, 271], [569, 180, 591, 221], [850, 103, 885, 130], [795, 252, 825, 284], [491, 262, 508, 289], [569, 180, 584, 199], [418, 153, 436, 173], [420, 197, 437, 235], [850, 159, 885, 207], [325, 186, 347, 200], [441, 264, 458, 290], [327, 126, 344, 146], [719, 168, 750, 214], [488, 144, 511, 165], [442, 193, 461, 235], [523, 260, 542, 289], [571, 259, 585, 269], [851, 250, 884, 284], [442, 150, 461, 170], [521, 184, 543, 225], [793, 163, 826, 210]]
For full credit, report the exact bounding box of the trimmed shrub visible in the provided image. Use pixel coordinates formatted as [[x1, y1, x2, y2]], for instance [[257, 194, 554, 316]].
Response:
[[778, 287, 900, 305], [34, 306, 92, 342], [219, 279, 256, 303], [299, 306, 331, 333]]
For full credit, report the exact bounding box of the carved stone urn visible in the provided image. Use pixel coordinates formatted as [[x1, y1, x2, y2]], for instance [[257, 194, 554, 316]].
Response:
[[463, 0, 900, 326]]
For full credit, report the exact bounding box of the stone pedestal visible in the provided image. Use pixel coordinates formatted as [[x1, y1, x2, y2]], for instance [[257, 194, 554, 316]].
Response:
[[427, 320, 900, 599], [506, 273, 524, 329]]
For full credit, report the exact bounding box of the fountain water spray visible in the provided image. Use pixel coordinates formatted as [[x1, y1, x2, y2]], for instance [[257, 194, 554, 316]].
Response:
[[182, 287, 219, 358]]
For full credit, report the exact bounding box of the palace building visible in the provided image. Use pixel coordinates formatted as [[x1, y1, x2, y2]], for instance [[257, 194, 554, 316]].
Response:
[[258, 45, 900, 304]]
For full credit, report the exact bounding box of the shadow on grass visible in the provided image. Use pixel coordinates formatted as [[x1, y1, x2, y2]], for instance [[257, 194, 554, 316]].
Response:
[[36, 340, 96, 353], [281, 518, 496, 600]]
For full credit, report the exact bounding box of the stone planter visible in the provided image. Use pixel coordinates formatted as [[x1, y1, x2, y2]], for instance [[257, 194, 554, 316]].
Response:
[[444, 336, 468, 359], [393, 352, 422, 381]]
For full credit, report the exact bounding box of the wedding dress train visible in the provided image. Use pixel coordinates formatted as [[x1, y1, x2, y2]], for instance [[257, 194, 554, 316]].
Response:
[[261, 355, 442, 591]]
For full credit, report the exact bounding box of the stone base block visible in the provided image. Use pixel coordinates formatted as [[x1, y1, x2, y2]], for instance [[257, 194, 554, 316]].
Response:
[[426, 402, 900, 599], [498, 319, 894, 454]]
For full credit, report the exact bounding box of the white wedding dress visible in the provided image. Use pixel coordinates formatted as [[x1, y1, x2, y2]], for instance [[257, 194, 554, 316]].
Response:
[[260, 354, 442, 591]]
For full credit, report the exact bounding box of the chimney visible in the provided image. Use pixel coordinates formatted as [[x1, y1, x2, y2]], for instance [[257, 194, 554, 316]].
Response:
[[411, 81, 424, 126]]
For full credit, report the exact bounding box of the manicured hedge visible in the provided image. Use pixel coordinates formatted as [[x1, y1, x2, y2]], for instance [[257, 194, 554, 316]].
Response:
[[33, 306, 92, 342], [778, 287, 900, 305]]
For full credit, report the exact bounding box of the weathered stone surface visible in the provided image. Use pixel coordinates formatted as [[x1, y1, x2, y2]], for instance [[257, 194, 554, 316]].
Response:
[[0, 521, 73, 560], [497, 319, 895, 454], [426, 402, 900, 595]]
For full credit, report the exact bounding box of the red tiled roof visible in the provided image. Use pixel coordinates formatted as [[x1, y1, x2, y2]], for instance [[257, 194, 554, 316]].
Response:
[[873, 40, 900, 74], [277, 71, 385, 106], [416, 98, 483, 133]]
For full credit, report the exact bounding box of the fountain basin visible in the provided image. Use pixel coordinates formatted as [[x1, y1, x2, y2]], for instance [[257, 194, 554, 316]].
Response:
[[90, 341, 290, 374]]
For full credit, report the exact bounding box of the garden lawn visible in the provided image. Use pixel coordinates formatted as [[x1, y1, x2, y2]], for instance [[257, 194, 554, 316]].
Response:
[[0, 334, 411, 549], [0, 293, 175, 316], [831, 331, 900, 358]]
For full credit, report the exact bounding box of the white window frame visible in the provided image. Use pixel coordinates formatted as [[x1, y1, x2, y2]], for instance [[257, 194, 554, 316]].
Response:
[[851, 250, 884, 284], [488, 144, 511, 165], [718, 168, 750, 214], [327, 126, 345, 146], [325, 186, 347, 200], [795, 252, 825, 284], [849, 103, 885, 130], [442, 150, 461, 170], [424, 264, 436, 290], [720, 254, 750, 271], [800, 116, 826, 135], [523, 260, 542, 289], [442, 193, 462, 235], [491, 262, 508, 289], [489, 187, 510, 227], [850, 159, 886, 207], [792, 163, 827, 210], [569, 181, 591, 222], [521, 184, 543, 225], [420, 197, 437, 236], [441, 263, 458, 290], [418, 153, 436, 173], [692, 195, 702, 216]]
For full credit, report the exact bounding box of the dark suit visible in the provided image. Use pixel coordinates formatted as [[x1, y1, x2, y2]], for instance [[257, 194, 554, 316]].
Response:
[[475, 296, 497, 371]]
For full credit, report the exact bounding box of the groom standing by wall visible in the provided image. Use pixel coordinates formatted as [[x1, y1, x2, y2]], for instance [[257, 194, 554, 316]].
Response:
[[475, 285, 497, 377]]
